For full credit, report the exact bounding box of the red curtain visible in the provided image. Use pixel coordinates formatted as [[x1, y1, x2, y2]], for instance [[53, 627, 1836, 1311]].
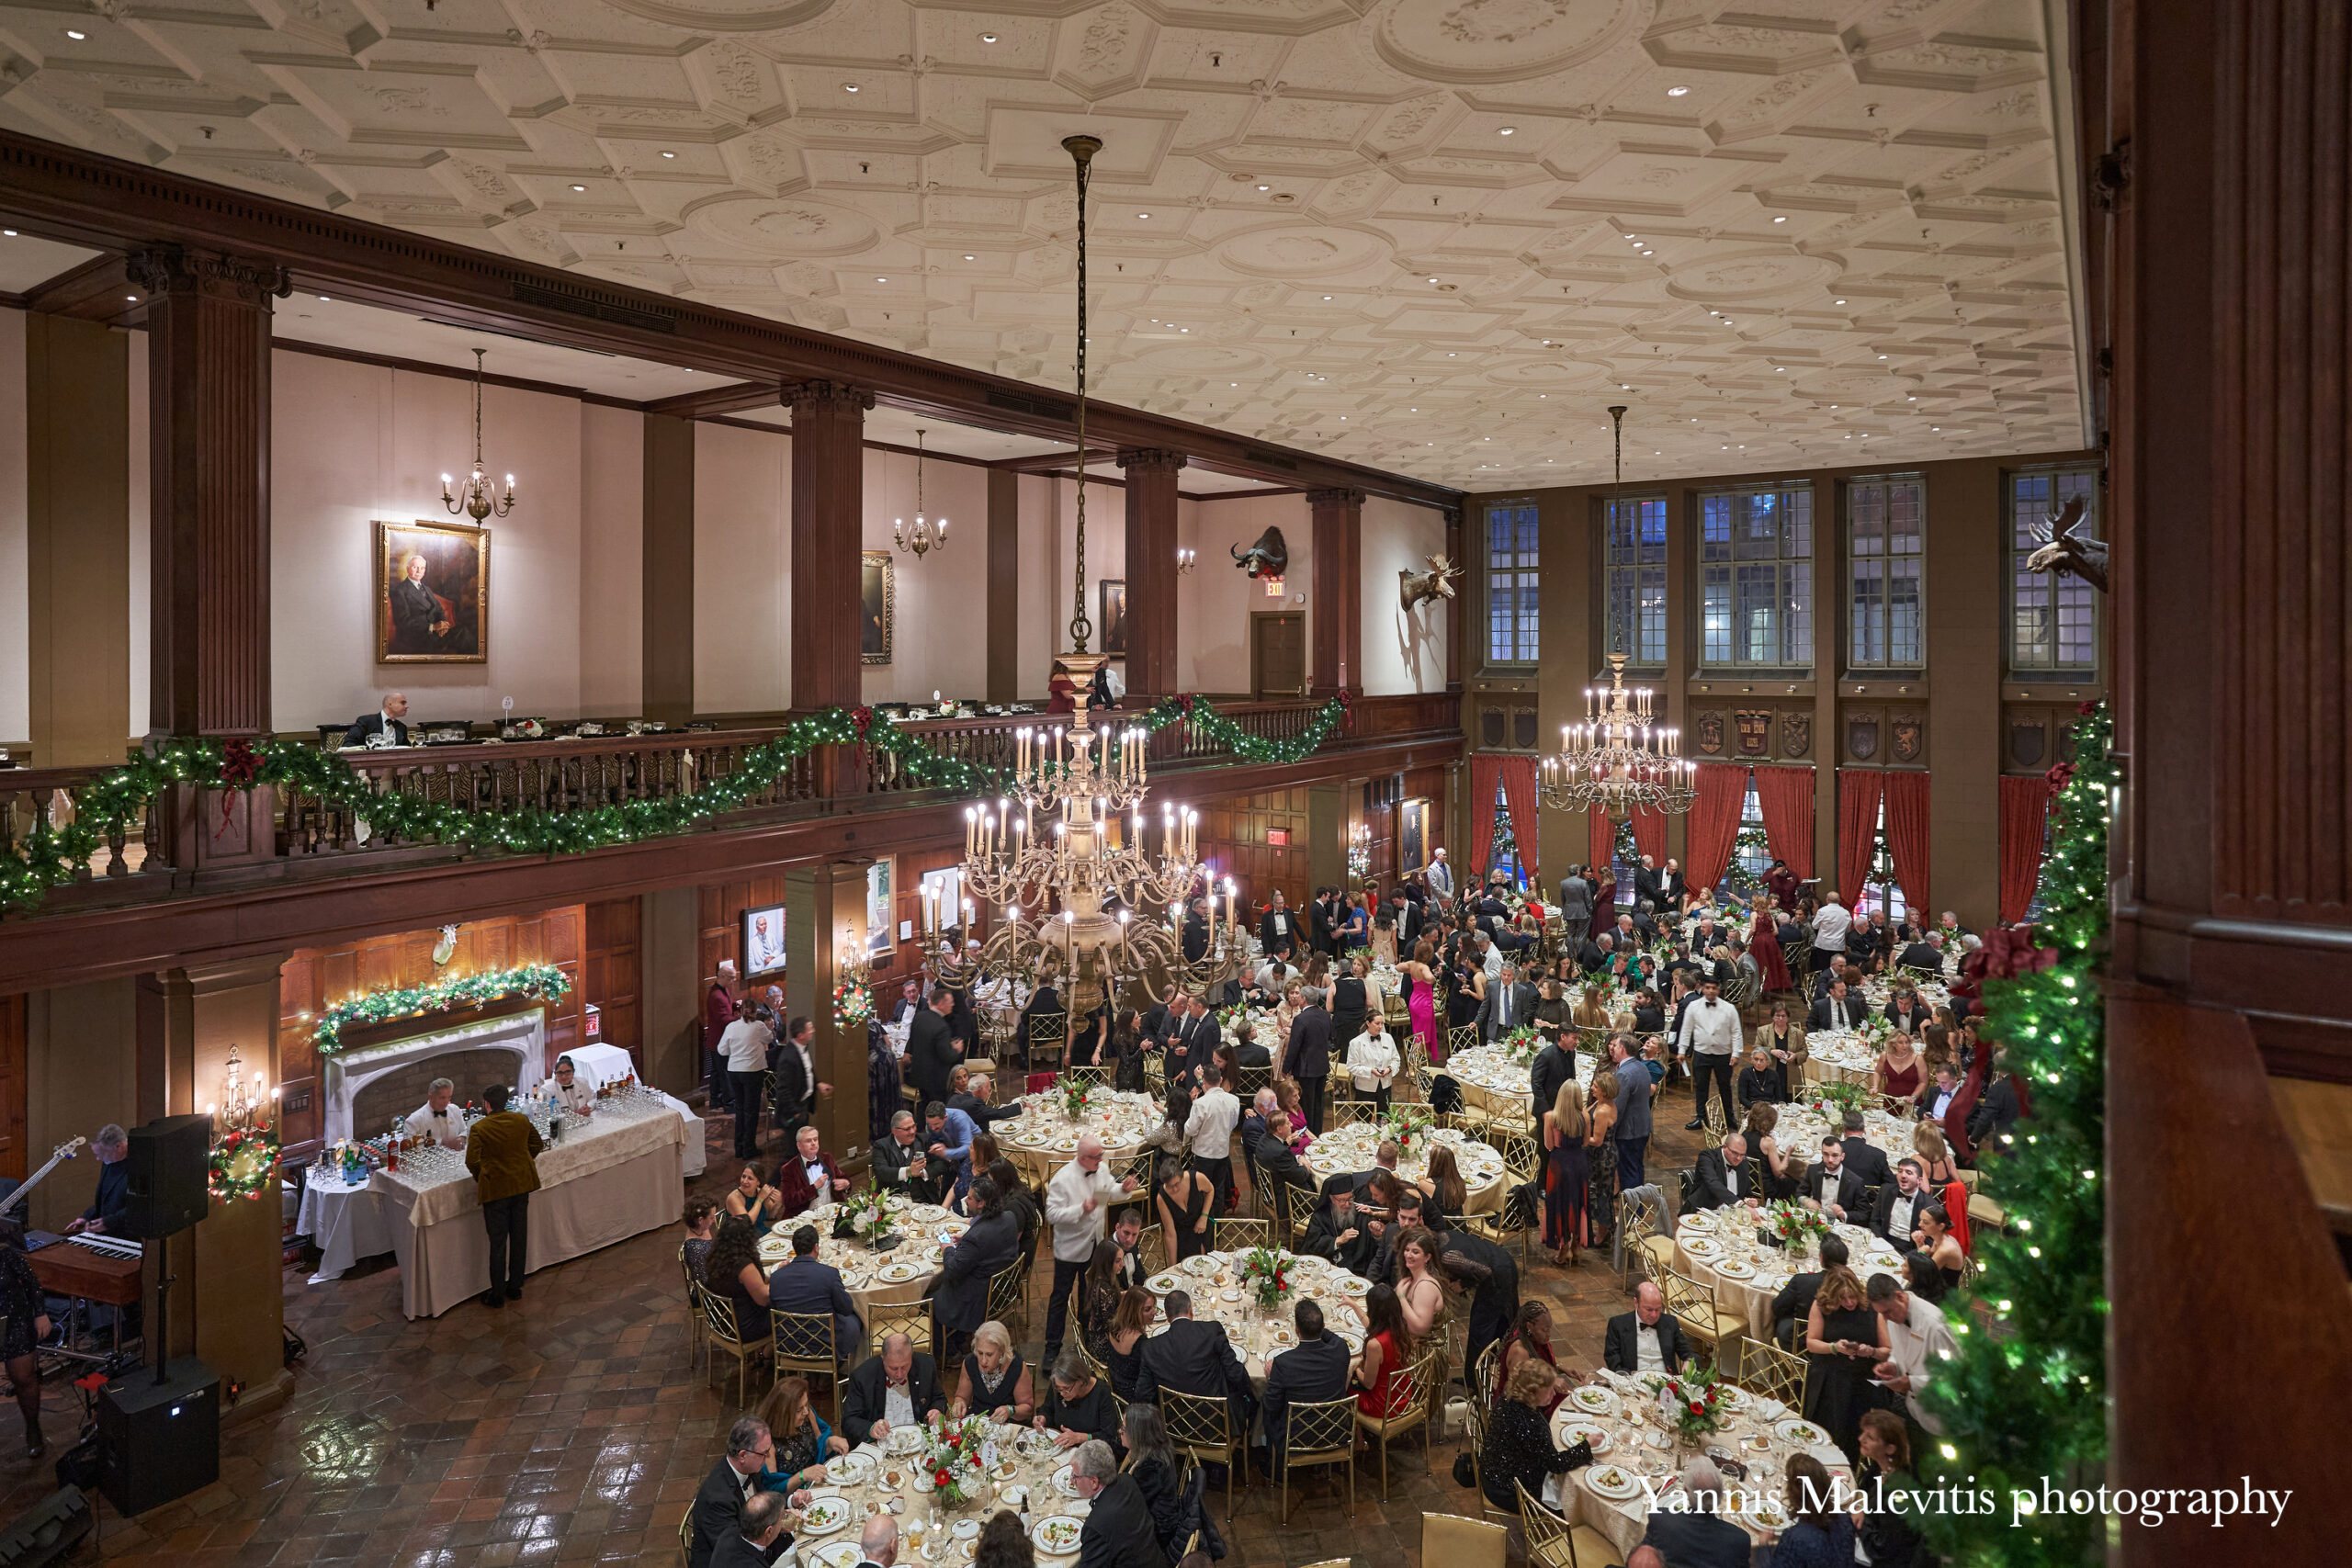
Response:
[[1630, 807, 1668, 867], [1589, 808, 1613, 872], [1682, 764, 1749, 895], [1497, 756, 1540, 886], [1752, 765, 1816, 880], [1883, 772, 1931, 917], [1469, 754, 1502, 883], [1998, 774, 2051, 924], [1837, 770, 1884, 908]]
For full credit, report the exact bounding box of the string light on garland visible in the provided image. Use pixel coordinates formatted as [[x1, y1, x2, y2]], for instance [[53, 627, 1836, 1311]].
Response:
[[831, 979, 875, 1032], [312, 963, 572, 1055], [206, 1043, 280, 1202], [1911, 702, 2112, 1568], [0, 696, 1352, 917]]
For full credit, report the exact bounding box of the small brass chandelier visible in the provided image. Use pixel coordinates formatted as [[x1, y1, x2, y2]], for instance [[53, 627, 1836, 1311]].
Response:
[[892, 429, 948, 558], [442, 348, 517, 521]]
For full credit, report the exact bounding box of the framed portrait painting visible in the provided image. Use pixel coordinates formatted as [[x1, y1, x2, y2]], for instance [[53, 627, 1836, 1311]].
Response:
[[742, 904, 787, 977], [861, 552, 893, 665], [1099, 579, 1127, 656], [377, 519, 488, 663], [865, 857, 895, 957]]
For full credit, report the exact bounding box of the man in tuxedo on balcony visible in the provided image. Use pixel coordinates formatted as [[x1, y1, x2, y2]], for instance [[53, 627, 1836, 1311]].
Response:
[[343, 690, 411, 748]]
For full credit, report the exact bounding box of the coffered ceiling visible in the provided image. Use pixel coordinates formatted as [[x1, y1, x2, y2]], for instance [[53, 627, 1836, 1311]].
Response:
[[0, 0, 2088, 489]]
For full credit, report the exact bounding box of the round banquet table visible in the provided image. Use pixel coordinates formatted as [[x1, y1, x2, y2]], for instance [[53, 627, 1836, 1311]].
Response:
[[774, 1422, 1112, 1568], [754, 1200, 968, 1324], [1752, 1100, 1917, 1190], [1799, 1031, 1886, 1090], [995, 1090, 1158, 1188], [1548, 1366, 1854, 1558], [1446, 1044, 1598, 1122], [1299, 1122, 1508, 1215], [1136, 1248, 1374, 1388], [1669, 1210, 1908, 1343]]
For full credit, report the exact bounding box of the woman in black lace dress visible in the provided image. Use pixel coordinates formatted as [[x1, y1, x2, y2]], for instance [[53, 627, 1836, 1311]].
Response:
[[0, 1223, 52, 1457]]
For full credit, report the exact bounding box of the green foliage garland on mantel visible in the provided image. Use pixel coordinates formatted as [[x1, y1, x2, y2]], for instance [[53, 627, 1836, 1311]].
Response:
[[0, 694, 1352, 916], [311, 963, 572, 1057]]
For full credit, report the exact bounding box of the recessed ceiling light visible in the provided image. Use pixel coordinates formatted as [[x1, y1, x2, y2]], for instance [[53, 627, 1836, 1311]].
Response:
[[318, 295, 329, 301], [1907, 394, 1917, 400], [876, 276, 887, 282], [980, 32, 998, 42], [1428, 276, 1438, 283], [1878, 354, 1887, 359], [661, 151, 677, 159], [1773, 215, 1787, 223], [127, 295, 137, 301], [1498, 127, 1515, 135], [1257, 185, 1269, 191], [2, 231, 14, 237], [1322, 295, 1331, 300], [843, 83, 859, 92], [65, 29, 85, 39], [571, 184, 587, 191], [1776, 367, 1785, 371], [1834, 298, 1845, 304], [964, 254, 975, 261], [1667, 85, 1689, 96], [1137, 212, 1149, 219]]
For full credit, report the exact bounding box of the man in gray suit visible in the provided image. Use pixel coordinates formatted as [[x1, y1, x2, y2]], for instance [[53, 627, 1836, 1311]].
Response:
[[1609, 1032, 1653, 1191], [1477, 961, 1539, 1044], [1556, 866, 1593, 934]]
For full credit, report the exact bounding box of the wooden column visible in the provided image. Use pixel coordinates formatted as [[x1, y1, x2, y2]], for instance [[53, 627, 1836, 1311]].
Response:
[[1308, 486, 1363, 696], [24, 313, 130, 768], [1116, 448, 1184, 699], [641, 412, 695, 727], [1534, 486, 1595, 892], [987, 468, 1021, 704], [1924, 460, 2001, 927], [1306, 781, 1347, 895], [1810, 477, 1840, 897], [785, 862, 867, 1157], [132, 246, 283, 743], [639, 886, 703, 1095], [787, 380, 873, 796], [1660, 478, 1692, 865], [1443, 504, 1464, 691]]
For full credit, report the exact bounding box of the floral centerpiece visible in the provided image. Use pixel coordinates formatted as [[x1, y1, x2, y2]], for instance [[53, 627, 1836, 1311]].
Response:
[[1061, 1078, 1095, 1122], [1761, 1199, 1831, 1250], [1237, 1246, 1293, 1310], [1378, 1105, 1435, 1156], [1810, 1077, 1873, 1116], [832, 978, 874, 1032], [1857, 1014, 1896, 1049], [1216, 1002, 1250, 1037], [1645, 1360, 1731, 1447], [922, 1415, 996, 1505], [837, 1180, 906, 1248], [1497, 1024, 1544, 1067]]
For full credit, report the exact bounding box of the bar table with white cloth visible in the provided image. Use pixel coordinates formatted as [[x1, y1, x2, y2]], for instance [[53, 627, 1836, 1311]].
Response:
[[563, 1042, 707, 1177], [370, 1090, 688, 1318], [296, 1162, 399, 1283]]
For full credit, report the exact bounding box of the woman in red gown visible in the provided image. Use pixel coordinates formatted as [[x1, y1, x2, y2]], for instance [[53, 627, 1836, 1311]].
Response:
[[1588, 868, 1616, 942], [1748, 895, 1793, 991]]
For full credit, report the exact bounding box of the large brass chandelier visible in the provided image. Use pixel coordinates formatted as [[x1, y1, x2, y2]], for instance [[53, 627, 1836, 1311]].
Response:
[[952, 134, 1241, 1014], [1541, 405, 1695, 821]]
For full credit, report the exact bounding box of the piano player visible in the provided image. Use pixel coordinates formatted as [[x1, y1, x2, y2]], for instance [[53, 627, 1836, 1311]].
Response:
[[62, 1123, 128, 1237]]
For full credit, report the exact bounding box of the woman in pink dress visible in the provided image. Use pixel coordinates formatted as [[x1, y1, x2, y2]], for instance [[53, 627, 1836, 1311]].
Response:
[[1402, 938, 1441, 1065], [1749, 895, 1793, 992]]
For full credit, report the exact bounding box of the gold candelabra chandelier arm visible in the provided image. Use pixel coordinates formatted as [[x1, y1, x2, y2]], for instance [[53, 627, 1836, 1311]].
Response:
[[443, 348, 517, 522]]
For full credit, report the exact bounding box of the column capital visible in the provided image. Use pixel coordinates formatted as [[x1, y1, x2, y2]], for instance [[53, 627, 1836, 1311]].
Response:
[[1115, 446, 1188, 472], [125, 245, 290, 309], [782, 378, 876, 414], [1307, 486, 1366, 511]]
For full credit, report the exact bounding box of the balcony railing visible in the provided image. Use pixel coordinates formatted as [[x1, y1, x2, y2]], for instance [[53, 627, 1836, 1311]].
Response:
[[0, 693, 1457, 914]]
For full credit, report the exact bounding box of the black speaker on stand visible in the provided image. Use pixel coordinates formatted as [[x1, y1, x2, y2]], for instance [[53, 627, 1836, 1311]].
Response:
[[94, 1114, 220, 1517]]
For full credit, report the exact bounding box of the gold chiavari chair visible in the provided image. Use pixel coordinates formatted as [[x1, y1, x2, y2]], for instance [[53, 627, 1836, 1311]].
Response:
[[1354, 1346, 1442, 1499], [1160, 1387, 1246, 1519], [1277, 1393, 1360, 1524], [1059, 1062, 1110, 1092], [1448, 1023, 1480, 1062], [862, 1297, 935, 1360], [1516, 1478, 1625, 1568], [1659, 1269, 1747, 1381], [1210, 1214, 1270, 1253], [1234, 1064, 1273, 1103], [1423, 1507, 1511, 1568], [696, 1283, 769, 1406], [1135, 1223, 1168, 1276], [678, 1245, 707, 1371], [771, 1311, 843, 1420], [1742, 1337, 1806, 1406], [985, 1258, 1030, 1338], [676, 1509, 695, 1568], [1026, 1010, 1068, 1072], [1330, 1099, 1380, 1127], [1616, 1191, 1678, 1290]]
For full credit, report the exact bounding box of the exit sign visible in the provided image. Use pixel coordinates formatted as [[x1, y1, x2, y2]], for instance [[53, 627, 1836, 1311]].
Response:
[[1267, 828, 1291, 846], [1262, 575, 1285, 596]]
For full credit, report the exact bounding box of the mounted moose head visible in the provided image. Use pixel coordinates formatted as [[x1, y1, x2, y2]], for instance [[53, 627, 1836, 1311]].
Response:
[[2025, 495, 2109, 593], [1398, 553, 1464, 612], [1230, 525, 1290, 580]]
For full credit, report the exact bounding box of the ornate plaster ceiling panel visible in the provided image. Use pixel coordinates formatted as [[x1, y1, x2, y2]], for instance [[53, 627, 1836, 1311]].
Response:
[[0, 0, 2087, 487]]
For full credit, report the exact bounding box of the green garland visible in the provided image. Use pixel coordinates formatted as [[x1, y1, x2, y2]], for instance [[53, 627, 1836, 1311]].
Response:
[[1913, 705, 2110, 1567], [209, 1122, 281, 1202], [312, 962, 572, 1056], [0, 694, 1351, 917]]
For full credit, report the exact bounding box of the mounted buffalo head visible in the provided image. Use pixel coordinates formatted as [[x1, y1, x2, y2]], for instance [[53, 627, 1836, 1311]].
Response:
[[1231, 526, 1289, 580], [2025, 495, 2109, 593], [1399, 553, 1464, 612]]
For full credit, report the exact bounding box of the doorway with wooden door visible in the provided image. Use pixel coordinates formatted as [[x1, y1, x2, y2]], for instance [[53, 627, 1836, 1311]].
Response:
[[1250, 611, 1306, 698]]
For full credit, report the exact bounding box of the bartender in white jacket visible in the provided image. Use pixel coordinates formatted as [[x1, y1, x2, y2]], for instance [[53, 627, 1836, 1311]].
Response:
[[1041, 1134, 1138, 1358], [1342, 1015, 1402, 1112], [546, 1055, 596, 1116], [406, 1077, 469, 1147]]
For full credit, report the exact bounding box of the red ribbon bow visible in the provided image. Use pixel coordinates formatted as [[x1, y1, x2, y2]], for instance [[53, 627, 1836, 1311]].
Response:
[[2044, 760, 2076, 796], [1953, 924, 2060, 1000]]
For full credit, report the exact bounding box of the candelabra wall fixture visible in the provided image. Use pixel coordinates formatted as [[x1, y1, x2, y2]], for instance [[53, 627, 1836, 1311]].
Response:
[[442, 348, 517, 521], [1176, 547, 1197, 574]]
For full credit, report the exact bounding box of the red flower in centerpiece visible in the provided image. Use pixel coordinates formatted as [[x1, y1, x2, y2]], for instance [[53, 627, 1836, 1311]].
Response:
[[1690, 1402, 1704, 1416], [933, 1470, 951, 1488]]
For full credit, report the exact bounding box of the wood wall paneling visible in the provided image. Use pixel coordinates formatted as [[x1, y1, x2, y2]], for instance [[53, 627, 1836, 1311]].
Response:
[[582, 896, 642, 1062], [1118, 449, 1184, 700], [0, 994, 24, 1181]]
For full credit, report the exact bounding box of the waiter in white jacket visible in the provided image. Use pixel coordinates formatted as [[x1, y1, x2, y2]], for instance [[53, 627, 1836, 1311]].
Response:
[[1041, 1134, 1136, 1361], [406, 1077, 469, 1147]]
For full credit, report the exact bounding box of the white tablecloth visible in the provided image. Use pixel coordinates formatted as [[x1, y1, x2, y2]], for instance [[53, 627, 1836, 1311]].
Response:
[[560, 1044, 706, 1177], [297, 1167, 398, 1282], [370, 1105, 689, 1318]]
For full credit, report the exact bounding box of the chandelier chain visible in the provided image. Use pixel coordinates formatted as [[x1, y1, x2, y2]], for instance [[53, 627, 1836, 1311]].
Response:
[[1066, 135, 1098, 652]]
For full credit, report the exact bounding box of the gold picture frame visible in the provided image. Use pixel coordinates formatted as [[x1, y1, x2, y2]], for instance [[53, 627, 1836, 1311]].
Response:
[[377, 518, 489, 664], [861, 551, 894, 666]]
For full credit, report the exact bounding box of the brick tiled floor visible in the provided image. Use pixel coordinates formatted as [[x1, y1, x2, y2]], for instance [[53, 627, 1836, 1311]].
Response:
[[0, 1084, 1710, 1566]]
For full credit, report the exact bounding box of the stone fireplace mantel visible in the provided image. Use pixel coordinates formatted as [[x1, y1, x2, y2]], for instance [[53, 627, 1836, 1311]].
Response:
[[322, 1009, 548, 1146]]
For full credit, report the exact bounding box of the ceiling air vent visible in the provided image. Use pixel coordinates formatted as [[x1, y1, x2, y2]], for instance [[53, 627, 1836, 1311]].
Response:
[[510, 278, 677, 333], [986, 388, 1074, 423]]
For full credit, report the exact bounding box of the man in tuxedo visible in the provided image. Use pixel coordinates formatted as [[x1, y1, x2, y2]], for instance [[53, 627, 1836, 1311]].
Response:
[[1691, 1132, 1762, 1212], [1182, 897, 1212, 963], [852, 1517, 899, 1568], [1799, 1135, 1867, 1222], [1840, 1110, 1894, 1190], [1387, 890, 1422, 953], [1884, 987, 1930, 1036], [1634, 1459, 1752, 1568], [1870, 1158, 1934, 1247], [869, 1110, 929, 1196], [692, 1418, 793, 1568], [1171, 994, 1221, 1092], [1658, 858, 1690, 915], [1281, 988, 1332, 1133], [1809, 979, 1869, 1032], [1308, 886, 1340, 958], [1105, 1209, 1148, 1294], [767, 1223, 863, 1367], [1769, 1235, 1849, 1349], [1810, 953, 1854, 998], [841, 1332, 948, 1446], [776, 1124, 851, 1218], [1299, 1183, 1375, 1275], [1926, 1064, 1962, 1123], [1577, 931, 1608, 974], [1260, 1299, 1351, 1462], [907, 986, 962, 1111], [1603, 1281, 1690, 1375], [1527, 1030, 1579, 1124], [1938, 910, 1973, 941], [1477, 961, 1537, 1044], [711, 1491, 791, 1568], [1968, 1057, 2023, 1153], [1135, 1289, 1258, 1439], [1259, 888, 1299, 959], [343, 690, 411, 747], [1847, 909, 1884, 974], [1069, 1440, 1161, 1568], [1232, 1020, 1272, 1070], [1632, 855, 1662, 913], [1438, 1226, 1521, 1375], [1897, 935, 1945, 972], [770, 1017, 833, 1147]]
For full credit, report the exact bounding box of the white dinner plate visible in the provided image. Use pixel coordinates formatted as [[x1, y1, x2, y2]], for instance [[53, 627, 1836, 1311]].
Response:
[[1558, 1421, 1612, 1454], [1569, 1384, 1620, 1416], [1777, 1418, 1832, 1447], [807, 1542, 864, 1568], [1586, 1466, 1643, 1501], [1714, 1260, 1756, 1280], [1051, 1463, 1083, 1497], [1181, 1256, 1220, 1277], [1032, 1515, 1085, 1557], [828, 1451, 876, 1486], [876, 1262, 924, 1283], [798, 1497, 856, 1537], [1147, 1271, 1182, 1292]]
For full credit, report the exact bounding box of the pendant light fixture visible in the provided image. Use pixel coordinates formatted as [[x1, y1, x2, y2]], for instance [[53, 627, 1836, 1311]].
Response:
[[442, 348, 517, 522], [892, 429, 948, 558]]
